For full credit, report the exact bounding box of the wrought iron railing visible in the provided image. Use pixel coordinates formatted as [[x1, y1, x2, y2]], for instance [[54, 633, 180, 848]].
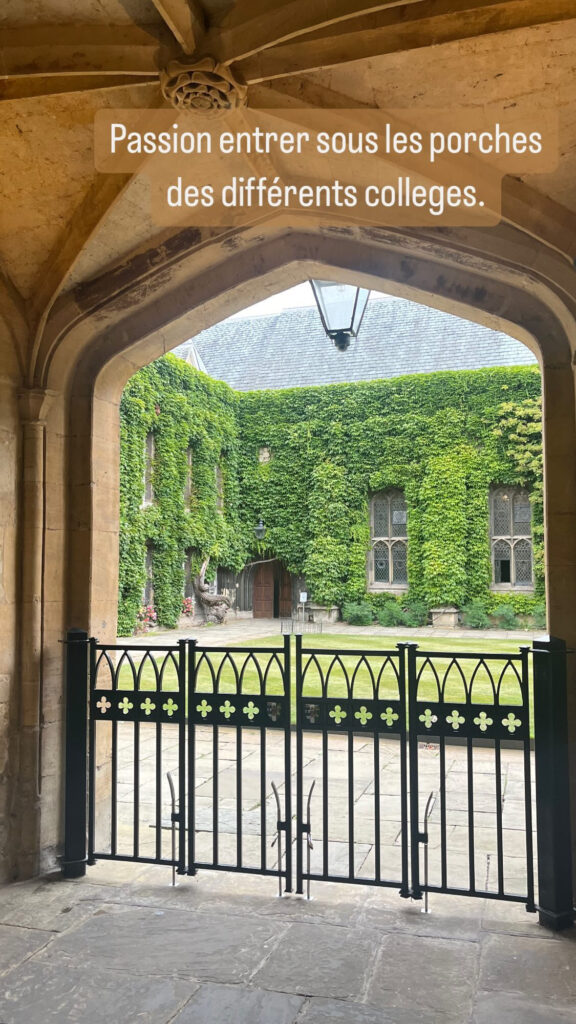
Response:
[[63, 630, 574, 930]]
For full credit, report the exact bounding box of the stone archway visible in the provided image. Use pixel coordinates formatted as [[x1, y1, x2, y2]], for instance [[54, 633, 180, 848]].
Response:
[[13, 218, 576, 879], [62, 224, 576, 640]]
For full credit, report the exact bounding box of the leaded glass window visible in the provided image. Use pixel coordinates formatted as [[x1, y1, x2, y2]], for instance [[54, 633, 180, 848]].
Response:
[[369, 490, 408, 589], [490, 487, 533, 589], [391, 540, 408, 585], [143, 544, 154, 606], [374, 541, 389, 583], [183, 548, 194, 600], [184, 446, 193, 504], [215, 464, 224, 511], [494, 540, 512, 584], [514, 539, 533, 586], [142, 432, 155, 507]]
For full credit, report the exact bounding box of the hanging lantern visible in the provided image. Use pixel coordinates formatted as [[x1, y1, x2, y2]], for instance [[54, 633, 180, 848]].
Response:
[[310, 280, 370, 351]]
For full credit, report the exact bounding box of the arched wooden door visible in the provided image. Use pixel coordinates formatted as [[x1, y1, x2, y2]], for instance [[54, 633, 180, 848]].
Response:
[[253, 561, 292, 618], [253, 562, 274, 617]]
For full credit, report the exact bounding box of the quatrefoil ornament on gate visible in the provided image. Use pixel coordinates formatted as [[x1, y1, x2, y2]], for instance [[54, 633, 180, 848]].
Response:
[[329, 705, 347, 725], [163, 698, 178, 717], [446, 709, 465, 731], [219, 700, 235, 719], [141, 697, 156, 716], [381, 707, 399, 727], [473, 710, 493, 732], [96, 696, 112, 714], [354, 705, 373, 726], [502, 712, 521, 734], [419, 708, 437, 729], [118, 696, 133, 715], [243, 701, 259, 720], [196, 699, 212, 718]]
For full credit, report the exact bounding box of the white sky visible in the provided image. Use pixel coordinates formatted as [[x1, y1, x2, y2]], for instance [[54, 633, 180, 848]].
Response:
[[230, 282, 391, 319]]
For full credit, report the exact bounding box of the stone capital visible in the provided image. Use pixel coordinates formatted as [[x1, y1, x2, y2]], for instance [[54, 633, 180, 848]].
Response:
[[18, 387, 57, 424]]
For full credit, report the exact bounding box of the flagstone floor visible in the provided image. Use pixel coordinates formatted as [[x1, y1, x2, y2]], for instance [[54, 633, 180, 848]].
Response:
[[0, 860, 574, 1024]]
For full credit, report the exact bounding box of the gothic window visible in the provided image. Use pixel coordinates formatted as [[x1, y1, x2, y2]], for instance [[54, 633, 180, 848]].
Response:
[[215, 464, 224, 511], [143, 543, 154, 606], [184, 446, 193, 504], [142, 432, 155, 507], [369, 490, 408, 589], [183, 548, 194, 600], [490, 487, 533, 588]]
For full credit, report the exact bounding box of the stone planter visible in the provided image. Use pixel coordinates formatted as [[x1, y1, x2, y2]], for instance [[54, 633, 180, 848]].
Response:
[[430, 606, 460, 628]]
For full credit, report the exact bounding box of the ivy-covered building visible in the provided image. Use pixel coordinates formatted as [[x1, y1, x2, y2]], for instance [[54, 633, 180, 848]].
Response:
[[118, 297, 543, 635]]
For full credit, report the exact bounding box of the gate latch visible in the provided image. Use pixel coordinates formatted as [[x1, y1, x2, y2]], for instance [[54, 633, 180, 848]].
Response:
[[302, 780, 315, 900], [420, 791, 436, 914], [270, 782, 288, 898]]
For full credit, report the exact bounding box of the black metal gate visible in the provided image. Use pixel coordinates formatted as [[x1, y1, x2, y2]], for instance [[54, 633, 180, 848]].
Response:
[[294, 637, 535, 907], [407, 643, 534, 907], [295, 637, 409, 896], [63, 630, 574, 929]]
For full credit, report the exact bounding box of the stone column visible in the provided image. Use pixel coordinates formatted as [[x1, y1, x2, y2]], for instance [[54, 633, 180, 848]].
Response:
[[14, 388, 54, 878]]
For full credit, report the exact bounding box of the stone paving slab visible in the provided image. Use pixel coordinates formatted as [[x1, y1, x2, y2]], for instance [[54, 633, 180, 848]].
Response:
[[252, 920, 377, 1000], [37, 903, 287, 983], [0, 959, 196, 1024], [0, 923, 53, 973], [0, 867, 574, 1024], [478, 931, 576, 1003], [172, 983, 304, 1023], [297, 997, 445, 1023], [366, 932, 479, 1021], [472, 992, 576, 1024]]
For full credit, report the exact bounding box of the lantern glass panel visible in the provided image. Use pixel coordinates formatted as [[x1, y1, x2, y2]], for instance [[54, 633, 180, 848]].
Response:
[[310, 280, 370, 336]]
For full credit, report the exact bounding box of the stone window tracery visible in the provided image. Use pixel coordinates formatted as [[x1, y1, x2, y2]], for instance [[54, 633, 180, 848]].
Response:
[[143, 543, 154, 606], [142, 432, 155, 507], [369, 489, 408, 590], [184, 446, 193, 504], [490, 487, 533, 589]]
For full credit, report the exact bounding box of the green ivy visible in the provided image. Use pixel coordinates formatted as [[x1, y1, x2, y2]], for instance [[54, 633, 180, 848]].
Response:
[[118, 356, 251, 634], [119, 359, 543, 631]]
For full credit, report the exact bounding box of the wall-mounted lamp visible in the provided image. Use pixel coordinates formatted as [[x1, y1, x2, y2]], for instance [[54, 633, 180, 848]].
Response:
[[254, 518, 266, 540]]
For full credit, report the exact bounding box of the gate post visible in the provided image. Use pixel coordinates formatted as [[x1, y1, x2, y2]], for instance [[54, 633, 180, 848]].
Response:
[[283, 632, 293, 893], [62, 628, 89, 879], [533, 636, 574, 930], [406, 642, 422, 900], [187, 637, 198, 876], [295, 631, 304, 895]]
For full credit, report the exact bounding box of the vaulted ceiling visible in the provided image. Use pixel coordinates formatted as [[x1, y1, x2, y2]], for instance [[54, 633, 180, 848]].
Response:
[[1, 0, 576, 341]]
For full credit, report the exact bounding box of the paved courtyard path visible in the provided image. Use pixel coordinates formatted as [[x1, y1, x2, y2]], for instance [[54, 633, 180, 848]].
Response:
[[119, 616, 541, 647]]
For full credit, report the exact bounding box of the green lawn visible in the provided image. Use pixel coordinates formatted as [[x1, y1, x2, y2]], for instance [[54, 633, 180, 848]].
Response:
[[111, 632, 531, 726]]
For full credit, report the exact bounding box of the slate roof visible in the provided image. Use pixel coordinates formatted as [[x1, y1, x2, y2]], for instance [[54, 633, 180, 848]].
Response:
[[172, 296, 537, 391]]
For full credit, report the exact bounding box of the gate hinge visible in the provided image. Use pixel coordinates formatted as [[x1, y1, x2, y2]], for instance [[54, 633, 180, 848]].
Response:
[[418, 831, 428, 844], [171, 812, 181, 823], [276, 819, 287, 832]]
